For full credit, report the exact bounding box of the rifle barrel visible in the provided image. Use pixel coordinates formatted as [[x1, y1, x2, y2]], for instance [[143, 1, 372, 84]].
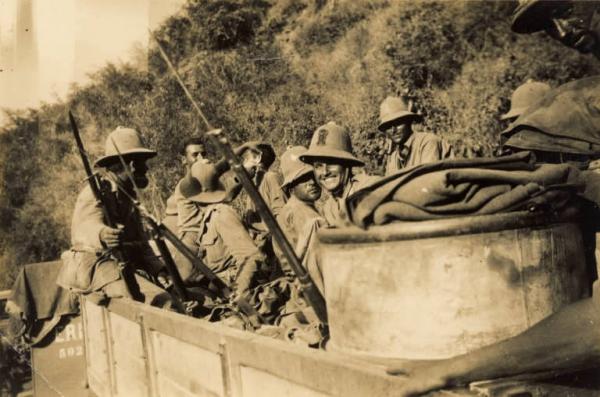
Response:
[[207, 132, 328, 324]]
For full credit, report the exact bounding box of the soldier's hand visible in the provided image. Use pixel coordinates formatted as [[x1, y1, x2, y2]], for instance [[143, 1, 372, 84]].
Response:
[[157, 272, 173, 289], [100, 226, 123, 248], [183, 300, 199, 315]]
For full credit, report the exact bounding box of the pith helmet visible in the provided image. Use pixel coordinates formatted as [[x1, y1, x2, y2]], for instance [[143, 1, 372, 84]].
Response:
[[281, 146, 314, 188], [179, 162, 241, 204], [378, 96, 423, 132], [501, 81, 551, 121], [299, 122, 365, 167], [95, 126, 157, 167], [511, 0, 570, 34]]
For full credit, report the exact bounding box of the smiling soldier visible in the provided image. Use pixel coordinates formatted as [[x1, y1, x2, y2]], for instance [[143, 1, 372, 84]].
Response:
[[299, 122, 378, 227]]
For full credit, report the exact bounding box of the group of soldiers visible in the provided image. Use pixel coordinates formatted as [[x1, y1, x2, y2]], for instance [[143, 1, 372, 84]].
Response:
[[55, 0, 600, 395], [57, 90, 454, 322]]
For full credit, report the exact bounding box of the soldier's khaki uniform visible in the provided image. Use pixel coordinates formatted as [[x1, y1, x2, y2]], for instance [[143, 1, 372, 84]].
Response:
[[58, 127, 168, 305], [384, 132, 453, 175], [319, 173, 377, 227]]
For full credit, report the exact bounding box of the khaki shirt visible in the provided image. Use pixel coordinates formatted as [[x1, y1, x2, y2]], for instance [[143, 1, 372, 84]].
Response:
[[276, 196, 323, 255], [385, 132, 453, 176], [164, 180, 205, 237], [198, 203, 265, 274], [276, 196, 326, 291], [319, 173, 378, 227], [64, 180, 164, 290], [245, 171, 287, 232]]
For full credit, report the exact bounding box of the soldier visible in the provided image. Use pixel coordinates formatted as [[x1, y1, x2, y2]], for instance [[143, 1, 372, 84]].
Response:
[[500, 80, 551, 125], [175, 158, 266, 298], [276, 146, 325, 292], [386, 2, 600, 395], [163, 137, 209, 233], [299, 121, 377, 227], [242, 142, 287, 269], [511, 0, 600, 58], [163, 142, 262, 285], [57, 127, 170, 306], [181, 137, 209, 170], [378, 96, 453, 175]]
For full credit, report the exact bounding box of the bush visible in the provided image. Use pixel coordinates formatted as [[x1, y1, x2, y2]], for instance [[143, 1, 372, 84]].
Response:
[[2, 0, 600, 288]]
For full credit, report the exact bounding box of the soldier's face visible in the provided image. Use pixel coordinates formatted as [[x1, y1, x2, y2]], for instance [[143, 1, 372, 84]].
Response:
[[388, 123, 412, 145], [184, 144, 207, 168], [545, 2, 599, 54], [241, 148, 262, 177], [291, 174, 321, 202], [313, 161, 348, 193], [130, 159, 149, 189]]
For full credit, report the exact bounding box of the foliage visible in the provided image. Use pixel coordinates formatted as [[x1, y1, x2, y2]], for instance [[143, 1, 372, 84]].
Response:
[[1, 0, 600, 288]]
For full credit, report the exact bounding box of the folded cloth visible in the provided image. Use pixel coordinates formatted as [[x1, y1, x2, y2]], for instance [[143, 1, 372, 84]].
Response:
[[348, 152, 583, 228], [8, 261, 79, 344]]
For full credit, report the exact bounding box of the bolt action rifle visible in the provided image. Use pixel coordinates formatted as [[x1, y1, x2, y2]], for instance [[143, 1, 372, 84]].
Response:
[[68, 111, 145, 302], [108, 139, 263, 327], [150, 32, 328, 325]]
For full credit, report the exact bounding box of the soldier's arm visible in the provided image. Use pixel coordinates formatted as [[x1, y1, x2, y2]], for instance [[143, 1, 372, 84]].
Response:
[[71, 185, 108, 251], [262, 172, 287, 216], [386, 295, 600, 396], [216, 205, 265, 264], [419, 134, 450, 164]]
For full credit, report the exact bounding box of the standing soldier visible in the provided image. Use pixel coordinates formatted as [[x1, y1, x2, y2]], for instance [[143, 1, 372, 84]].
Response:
[[378, 96, 452, 175], [58, 127, 170, 306], [299, 121, 377, 227]]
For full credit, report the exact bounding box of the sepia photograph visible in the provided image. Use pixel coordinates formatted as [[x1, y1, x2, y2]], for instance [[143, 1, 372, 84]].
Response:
[[1, 0, 600, 396]]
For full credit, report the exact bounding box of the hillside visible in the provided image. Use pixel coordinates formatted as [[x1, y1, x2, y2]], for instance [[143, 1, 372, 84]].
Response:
[[1, 0, 599, 288]]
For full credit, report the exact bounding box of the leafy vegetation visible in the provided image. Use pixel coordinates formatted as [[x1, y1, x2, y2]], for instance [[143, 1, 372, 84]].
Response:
[[1, 0, 599, 289]]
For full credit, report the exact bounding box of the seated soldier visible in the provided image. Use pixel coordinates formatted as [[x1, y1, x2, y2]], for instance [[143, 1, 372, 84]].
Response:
[[276, 146, 326, 293], [378, 96, 453, 175], [241, 142, 286, 274], [163, 142, 260, 285], [243, 141, 286, 230], [385, 3, 600, 394], [500, 80, 551, 125], [57, 127, 170, 306], [299, 121, 378, 227], [495, 80, 551, 154], [163, 137, 209, 233], [175, 159, 266, 299]]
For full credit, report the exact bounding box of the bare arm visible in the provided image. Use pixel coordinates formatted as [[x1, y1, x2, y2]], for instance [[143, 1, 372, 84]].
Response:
[[387, 296, 600, 396]]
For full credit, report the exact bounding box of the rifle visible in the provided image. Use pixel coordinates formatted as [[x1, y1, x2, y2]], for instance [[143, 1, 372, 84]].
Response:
[[150, 32, 328, 325], [207, 131, 328, 324], [108, 138, 190, 314], [68, 111, 143, 302], [108, 142, 263, 327]]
